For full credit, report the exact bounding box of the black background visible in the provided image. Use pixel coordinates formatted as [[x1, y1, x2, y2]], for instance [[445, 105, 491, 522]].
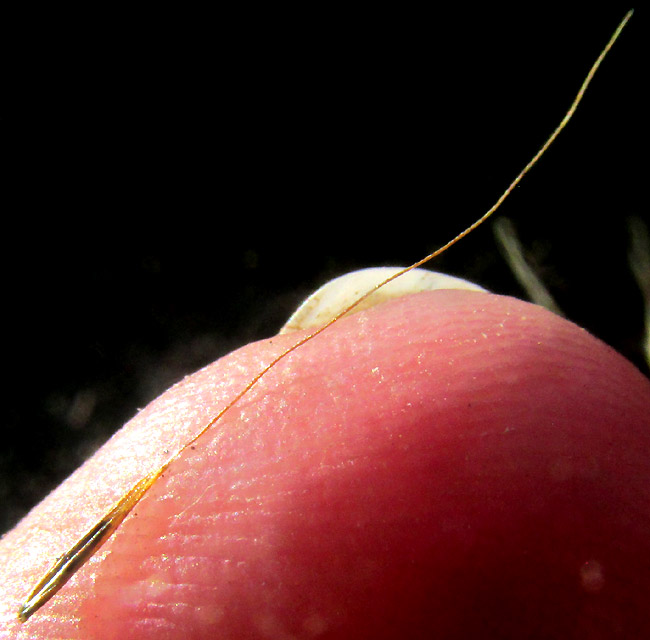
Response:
[[2, 6, 646, 534]]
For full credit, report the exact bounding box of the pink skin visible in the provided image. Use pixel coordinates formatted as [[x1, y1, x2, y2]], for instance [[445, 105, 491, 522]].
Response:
[[1, 290, 649, 639]]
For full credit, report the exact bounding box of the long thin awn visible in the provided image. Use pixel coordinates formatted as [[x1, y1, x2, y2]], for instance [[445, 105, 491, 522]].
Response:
[[18, 10, 634, 623]]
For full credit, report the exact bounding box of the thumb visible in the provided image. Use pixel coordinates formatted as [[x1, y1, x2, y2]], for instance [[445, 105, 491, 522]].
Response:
[[2, 290, 650, 639]]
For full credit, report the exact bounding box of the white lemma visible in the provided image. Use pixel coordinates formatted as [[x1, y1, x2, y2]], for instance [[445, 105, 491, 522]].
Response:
[[280, 267, 486, 334]]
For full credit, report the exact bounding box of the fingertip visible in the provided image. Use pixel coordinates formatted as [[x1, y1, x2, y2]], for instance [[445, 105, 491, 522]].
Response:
[[5, 290, 650, 639]]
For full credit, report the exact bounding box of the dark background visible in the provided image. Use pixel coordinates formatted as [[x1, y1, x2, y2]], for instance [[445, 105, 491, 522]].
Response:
[[2, 7, 645, 534]]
